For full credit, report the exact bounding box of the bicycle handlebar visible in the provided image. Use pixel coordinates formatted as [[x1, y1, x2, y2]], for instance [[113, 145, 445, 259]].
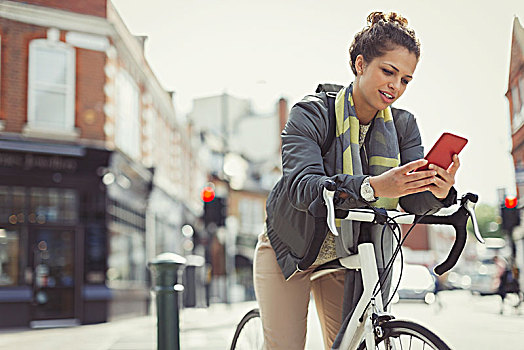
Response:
[[418, 193, 483, 275], [322, 183, 484, 276], [416, 206, 469, 275]]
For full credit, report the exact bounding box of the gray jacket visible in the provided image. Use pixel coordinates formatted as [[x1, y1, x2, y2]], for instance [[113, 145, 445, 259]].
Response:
[[266, 92, 457, 280]]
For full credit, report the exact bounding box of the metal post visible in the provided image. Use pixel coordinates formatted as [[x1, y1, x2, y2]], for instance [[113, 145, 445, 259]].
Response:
[[148, 253, 186, 350]]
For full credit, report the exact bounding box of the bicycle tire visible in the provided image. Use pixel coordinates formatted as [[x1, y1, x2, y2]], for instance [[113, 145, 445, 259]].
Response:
[[357, 319, 451, 350], [230, 308, 264, 350]]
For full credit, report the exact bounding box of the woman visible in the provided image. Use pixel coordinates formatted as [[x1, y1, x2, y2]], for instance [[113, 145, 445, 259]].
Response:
[[254, 11, 459, 350]]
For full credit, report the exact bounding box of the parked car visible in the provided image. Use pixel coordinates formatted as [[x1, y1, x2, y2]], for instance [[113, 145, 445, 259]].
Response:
[[391, 263, 436, 304]]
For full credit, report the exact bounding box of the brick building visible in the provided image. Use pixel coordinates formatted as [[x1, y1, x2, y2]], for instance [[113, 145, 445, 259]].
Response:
[[0, 0, 205, 327], [506, 16, 524, 291], [507, 17, 524, 196]]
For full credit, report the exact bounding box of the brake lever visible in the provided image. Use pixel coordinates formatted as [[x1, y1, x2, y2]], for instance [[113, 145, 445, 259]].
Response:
[[461, 193, 484, 244], [465, 201, 484, 244], [323, 188, 339, 236]]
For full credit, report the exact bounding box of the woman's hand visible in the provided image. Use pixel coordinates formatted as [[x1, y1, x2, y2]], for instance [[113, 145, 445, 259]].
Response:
[[369, 159, 438, 198], [369, 155, 460, 199], [427, 154, 460, 199]]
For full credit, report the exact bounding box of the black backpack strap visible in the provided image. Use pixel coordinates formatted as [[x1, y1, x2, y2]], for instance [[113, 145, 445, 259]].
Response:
[[316, 84, 343, 156], [316, 83, 344, 94], [321, 91, 337, 156]]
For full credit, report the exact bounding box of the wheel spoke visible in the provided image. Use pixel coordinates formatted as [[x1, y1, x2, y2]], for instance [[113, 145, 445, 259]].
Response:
[[357, 319, 450, 350]]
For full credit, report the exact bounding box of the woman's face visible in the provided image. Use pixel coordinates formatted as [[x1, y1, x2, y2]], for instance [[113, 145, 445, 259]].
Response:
[[354, 46, 418, 115]]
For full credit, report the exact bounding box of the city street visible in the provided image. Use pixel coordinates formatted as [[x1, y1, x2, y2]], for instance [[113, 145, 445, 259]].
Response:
[[0, 290, 522, 349], [307, 290, 524, 349], [389, 291, 524, 349], [1, 2, 524, 349]]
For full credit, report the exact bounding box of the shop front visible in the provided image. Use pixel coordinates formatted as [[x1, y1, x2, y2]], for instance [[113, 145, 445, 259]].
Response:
[[0, 139, 110, 327]]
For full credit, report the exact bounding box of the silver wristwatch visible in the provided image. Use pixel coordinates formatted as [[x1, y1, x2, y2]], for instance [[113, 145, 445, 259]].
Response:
[[360, 176, 377, 202]]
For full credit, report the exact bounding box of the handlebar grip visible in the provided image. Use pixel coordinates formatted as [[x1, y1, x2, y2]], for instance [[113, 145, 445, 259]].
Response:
[[323, 179, 337, 191], [417, 207, 469, 276], [434, 223, 466, 275]]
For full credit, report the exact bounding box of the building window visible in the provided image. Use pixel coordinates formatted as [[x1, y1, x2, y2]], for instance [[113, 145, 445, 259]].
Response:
[[0, 228, 19, 286], [0, 34, 2, 130], [520, 78, 524, 114], [107, 231, 145, 284], [513, 85, 521, 113], [28, 39, 76, 131], [512, 85, 524, 133], [29, 188, 78, 225], [0, 187, 78, 225], [0, 187, 9, 224], [106, 200, 146, 285], [0, 186, 26, 225], [115, 69, 140, 159]]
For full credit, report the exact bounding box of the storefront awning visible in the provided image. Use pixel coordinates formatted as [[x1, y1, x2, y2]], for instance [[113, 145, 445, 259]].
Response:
[[0, 139, 86, 157]]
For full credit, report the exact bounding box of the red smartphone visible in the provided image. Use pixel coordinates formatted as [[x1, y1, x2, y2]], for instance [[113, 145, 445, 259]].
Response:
[[417, 132, 468, 171]]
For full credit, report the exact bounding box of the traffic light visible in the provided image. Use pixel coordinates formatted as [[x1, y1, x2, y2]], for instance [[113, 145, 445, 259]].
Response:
[[201, 186, 215, 202], [505, 197, 518, 209], [501, 197, 520, 231]]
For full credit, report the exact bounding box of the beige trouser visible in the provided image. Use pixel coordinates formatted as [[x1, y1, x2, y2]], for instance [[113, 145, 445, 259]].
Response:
[[253, 233, 345, 350]]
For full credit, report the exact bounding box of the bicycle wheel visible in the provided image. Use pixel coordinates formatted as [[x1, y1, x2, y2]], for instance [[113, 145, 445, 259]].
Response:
[[230, 308, 264, 350], [357, 319, 451, 350]]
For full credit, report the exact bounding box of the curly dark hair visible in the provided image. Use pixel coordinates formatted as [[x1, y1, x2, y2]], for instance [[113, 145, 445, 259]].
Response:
[[349, 11, 420, 75]]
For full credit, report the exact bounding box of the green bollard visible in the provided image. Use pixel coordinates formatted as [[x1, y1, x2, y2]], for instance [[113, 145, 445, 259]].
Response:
[[148, 253, 186, 350]]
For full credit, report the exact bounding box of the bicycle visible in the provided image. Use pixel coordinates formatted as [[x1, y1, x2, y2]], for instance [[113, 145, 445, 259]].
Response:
[[230, 184, 484, 350]]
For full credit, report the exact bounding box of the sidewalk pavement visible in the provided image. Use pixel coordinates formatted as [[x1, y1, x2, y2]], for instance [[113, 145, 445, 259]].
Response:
[[0, 301, 258, 350]]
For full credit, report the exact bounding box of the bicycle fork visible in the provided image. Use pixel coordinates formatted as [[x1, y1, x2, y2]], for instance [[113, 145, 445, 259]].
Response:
[[366, 305, 396, 349], [364, 306, 376, 349]]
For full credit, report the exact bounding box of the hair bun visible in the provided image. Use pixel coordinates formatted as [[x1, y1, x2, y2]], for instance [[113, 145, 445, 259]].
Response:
[[367, 11, 408, 27], [367, 11, 386, 25]]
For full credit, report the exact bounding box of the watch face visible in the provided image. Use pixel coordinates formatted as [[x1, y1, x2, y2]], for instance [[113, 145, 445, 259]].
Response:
[[363, 187, 374, 200], [361, 178, 375, 201]]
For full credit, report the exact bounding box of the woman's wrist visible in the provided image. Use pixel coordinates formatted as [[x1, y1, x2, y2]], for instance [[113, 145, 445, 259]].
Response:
[[438, 187, 458, 206], [368, 176, 380, 198]]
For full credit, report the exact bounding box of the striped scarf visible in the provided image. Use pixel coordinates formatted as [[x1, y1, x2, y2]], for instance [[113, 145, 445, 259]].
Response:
[[334, 84, 400, 209]]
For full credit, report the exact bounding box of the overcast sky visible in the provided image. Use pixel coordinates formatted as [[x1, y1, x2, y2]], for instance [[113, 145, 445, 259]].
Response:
[[111, 0, 524, 206]]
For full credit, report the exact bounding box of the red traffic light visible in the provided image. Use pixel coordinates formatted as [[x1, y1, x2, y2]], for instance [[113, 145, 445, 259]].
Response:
[[201, 186, 215, 202], [505, 197, 518, 209]]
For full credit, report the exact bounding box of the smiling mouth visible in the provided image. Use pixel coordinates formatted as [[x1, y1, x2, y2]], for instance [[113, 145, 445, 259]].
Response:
[[380, 91, 394, 99]]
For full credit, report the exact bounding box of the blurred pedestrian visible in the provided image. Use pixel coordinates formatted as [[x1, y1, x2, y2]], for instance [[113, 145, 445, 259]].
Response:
[[493, 255, 508, 314]]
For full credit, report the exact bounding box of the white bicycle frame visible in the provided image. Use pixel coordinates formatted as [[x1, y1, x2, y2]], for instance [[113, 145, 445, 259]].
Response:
[[322, 189, 420, 349], [335, 243, 382, 349]]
